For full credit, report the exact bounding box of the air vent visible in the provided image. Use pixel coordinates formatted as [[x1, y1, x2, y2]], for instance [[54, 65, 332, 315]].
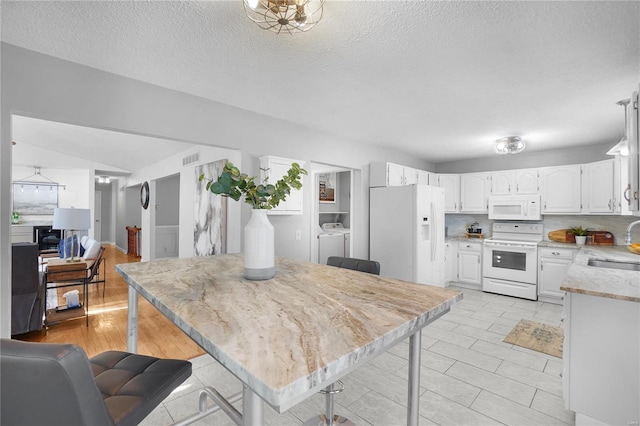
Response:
[[182, 152, 200, 166]]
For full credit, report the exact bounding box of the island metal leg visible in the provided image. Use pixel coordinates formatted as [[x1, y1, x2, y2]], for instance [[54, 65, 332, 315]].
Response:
[[242, 385, 264, 426], [127, 285, 139, 353], [407, 329, 422, 426]]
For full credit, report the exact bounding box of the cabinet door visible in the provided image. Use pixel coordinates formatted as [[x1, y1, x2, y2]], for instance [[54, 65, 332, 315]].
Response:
[[583, 159, 615, 213], [515, 169, 539, 194], [403, 167, 418, 185], [437, 174, 460, 213], [444, 241, 452, 283], [387, 163, 405, 186], [540, 165, 582, 213], [460, 173, 490, 212], [260, 156, 304, 215], [458, 247, 481, 284], [416, 169, 430, 185], [539, 258, 571, 299], [491, 171, 514, 195]]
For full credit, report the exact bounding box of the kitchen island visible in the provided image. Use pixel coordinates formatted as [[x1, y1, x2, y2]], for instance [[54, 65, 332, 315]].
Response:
[[560, 246, 640, 426], [117, 254, 462, 425]]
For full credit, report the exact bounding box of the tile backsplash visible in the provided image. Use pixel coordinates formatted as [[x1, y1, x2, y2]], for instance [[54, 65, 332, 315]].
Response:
[[445, 214, 640, 245]]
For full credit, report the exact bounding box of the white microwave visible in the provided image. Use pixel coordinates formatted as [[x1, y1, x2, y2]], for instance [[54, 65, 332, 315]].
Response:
[[488, 195, 541, 221]]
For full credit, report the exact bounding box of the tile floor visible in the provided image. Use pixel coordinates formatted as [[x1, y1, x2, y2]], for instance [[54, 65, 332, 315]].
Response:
[[141, 287, 575, 426]]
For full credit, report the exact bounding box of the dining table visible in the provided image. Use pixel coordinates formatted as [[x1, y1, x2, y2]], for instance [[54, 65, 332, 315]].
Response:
[[116, 254, 463, 425]]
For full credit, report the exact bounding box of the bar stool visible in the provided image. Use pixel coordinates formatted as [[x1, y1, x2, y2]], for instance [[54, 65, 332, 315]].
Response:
[[305, 256, 381, 426]]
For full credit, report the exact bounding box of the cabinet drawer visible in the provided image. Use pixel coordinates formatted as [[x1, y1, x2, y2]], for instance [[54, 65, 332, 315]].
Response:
[[539, 247, 575, 260], [458, 241, 482, 252]]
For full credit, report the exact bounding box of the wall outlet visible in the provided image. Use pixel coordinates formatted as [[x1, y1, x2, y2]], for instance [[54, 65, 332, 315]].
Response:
[[295, 229, 301, 241]]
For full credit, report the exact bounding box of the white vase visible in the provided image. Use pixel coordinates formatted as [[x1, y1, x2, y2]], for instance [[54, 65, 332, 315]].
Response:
[[575, 235, 587, 245], [244, 209, 275, 280]]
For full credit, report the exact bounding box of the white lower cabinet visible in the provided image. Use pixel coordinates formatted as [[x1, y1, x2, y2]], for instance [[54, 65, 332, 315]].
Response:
[[563, 292, 640, 425], [457, 240, 482, 289], [538, 246, 577, 304], [11, 225, 33, 243]]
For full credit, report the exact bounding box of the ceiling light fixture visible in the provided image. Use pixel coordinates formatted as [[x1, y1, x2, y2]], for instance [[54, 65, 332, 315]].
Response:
[[13, 166, 66, 192], [607, 99, 631, 157], [243, 0, 324, 34], [98, 176, 111, 184], [494, 136, 526, 155]]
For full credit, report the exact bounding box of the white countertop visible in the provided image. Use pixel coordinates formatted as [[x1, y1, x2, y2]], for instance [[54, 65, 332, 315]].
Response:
[[560, 245, 640, 303]]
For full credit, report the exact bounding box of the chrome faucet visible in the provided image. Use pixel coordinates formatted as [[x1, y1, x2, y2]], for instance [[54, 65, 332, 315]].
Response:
[[625, 220, 640, 245]]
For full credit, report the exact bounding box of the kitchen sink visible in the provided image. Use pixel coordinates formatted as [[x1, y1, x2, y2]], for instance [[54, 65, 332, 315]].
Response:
[[587, 258, 640, 272]]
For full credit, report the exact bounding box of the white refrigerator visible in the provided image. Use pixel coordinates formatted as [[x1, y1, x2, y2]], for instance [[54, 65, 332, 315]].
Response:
[[370, 184, 446, 287]]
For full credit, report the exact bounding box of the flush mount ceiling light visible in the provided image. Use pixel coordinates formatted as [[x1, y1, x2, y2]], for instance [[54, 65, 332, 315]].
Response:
[[607, 99, 631, 156], [243, 0, 324, 34], [97, 176, 111, 184], [494, 136, 526, 155]]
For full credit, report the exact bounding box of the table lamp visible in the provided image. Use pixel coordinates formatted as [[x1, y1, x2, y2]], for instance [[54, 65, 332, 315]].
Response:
[[52, 208, 91, 262]]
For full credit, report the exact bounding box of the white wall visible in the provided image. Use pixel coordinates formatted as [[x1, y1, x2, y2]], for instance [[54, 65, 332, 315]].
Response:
[[12, 165, 92, 216], [435, 143, 612, 173], [126, 144, 242, 260], [155, 174, 180, 226], [0, 42, 449, 336]]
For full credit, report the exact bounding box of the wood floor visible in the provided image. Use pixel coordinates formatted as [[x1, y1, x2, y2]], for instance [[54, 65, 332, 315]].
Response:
[[16, 245, 205, 360]]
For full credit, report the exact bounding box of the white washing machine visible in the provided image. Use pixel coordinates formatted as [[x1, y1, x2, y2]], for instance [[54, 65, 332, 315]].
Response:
[[318, 223, 350, 264]]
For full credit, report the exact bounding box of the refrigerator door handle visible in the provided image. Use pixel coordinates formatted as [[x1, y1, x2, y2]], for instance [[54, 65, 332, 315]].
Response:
[[430, 201, 436, 261]]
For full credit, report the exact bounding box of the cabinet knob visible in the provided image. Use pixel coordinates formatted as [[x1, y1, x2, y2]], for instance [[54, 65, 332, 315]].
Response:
[[552, 251, 560, 255]]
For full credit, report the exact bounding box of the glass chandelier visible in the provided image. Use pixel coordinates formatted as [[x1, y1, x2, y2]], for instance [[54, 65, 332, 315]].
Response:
[[243, 0, 324, 34], [494, 136, 526, 155]]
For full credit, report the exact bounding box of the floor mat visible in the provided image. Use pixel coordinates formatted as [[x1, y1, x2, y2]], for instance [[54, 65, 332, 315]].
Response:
[[503, 319, 563, 358]]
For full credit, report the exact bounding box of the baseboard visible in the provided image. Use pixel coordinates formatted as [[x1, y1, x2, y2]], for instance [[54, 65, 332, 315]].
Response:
[[115, 245, 127, 254]]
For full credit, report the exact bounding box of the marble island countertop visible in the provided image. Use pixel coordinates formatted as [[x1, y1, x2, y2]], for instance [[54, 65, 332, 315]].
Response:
[[560, 245, 640, 303], [117, 254, 462, 412]]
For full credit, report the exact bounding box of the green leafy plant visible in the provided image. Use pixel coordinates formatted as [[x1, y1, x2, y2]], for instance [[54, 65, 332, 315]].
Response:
[[199, 161, 307, 209], [569, 226, 590, 236]]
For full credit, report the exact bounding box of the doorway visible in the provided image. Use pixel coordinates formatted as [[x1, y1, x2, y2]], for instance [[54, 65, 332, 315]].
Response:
[[309, 163, 355, 264], [94, 191, 102, 242], [154, 174, 180, 259]]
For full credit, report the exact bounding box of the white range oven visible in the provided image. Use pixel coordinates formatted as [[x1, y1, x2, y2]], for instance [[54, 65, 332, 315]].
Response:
[[482, 222, 543, 300]]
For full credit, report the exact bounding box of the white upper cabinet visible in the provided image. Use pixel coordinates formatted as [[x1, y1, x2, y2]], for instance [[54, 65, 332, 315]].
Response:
[[460, 172, 491, 213], [582, 159, 615, 214], [515, 169, 539, 194], [437, 174, 460, 212], [491, 171, 514, 195], [370, 162, 421, 187], [540, 165, 582, 214], [259, 156, 304, 215], [491, 168, 538, 195], [416, 169, 433, 185], [386, 163, 405, 186]]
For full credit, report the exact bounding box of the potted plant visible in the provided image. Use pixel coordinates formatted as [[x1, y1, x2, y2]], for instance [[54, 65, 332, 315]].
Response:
[[569, 226, 590, 245], [199, 161, 307, 280]]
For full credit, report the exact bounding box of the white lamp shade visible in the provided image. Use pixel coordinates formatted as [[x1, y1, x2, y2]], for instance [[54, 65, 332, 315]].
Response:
[[52, 208, 91, 230]]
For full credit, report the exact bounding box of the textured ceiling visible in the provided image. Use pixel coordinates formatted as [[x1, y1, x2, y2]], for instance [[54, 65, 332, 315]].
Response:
[[2, 0, 639, 166]]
